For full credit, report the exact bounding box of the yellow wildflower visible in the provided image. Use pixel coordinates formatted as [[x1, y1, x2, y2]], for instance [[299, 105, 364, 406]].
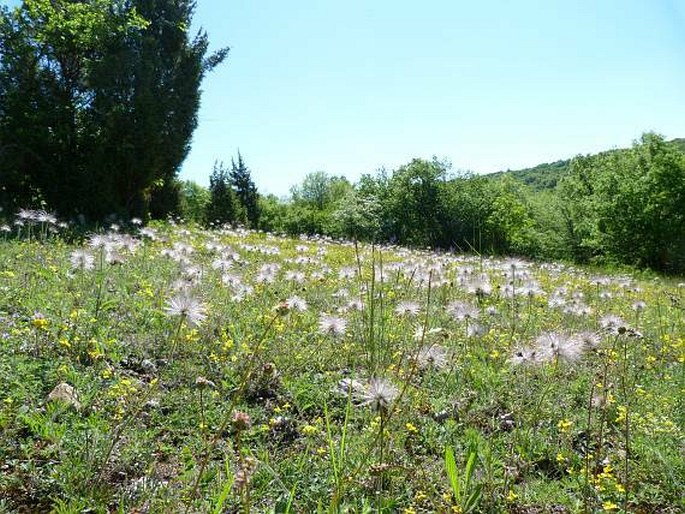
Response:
[[557, 418, 573, 433]]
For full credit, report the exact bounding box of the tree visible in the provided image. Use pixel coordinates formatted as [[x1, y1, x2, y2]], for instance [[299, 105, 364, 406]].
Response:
[[178, 180, 210, 224], [0, 0, 228, 220], [558, 133, 685, 271], [206, 161, 239, 226], [229, 151, 260, 228], [282, 171, 352, 236], [384, 158, 448, 246]]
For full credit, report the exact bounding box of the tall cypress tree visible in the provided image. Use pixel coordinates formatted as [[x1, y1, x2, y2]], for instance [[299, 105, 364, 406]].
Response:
[[206, 161, 238, 226], [230, 151, 260, 228]]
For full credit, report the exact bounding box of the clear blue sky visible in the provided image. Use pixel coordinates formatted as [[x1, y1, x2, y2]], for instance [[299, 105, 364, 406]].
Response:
[[5, 1, 685, 196], [185, 0, 685, 196]]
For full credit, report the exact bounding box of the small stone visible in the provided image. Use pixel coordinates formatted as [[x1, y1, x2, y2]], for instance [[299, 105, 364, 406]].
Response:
[[140, 359, 157, 374], [47, 382, 81, 410]]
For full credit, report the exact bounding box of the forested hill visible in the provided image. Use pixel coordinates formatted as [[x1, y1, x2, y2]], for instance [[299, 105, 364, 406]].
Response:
[[488, 137, 685, 191]]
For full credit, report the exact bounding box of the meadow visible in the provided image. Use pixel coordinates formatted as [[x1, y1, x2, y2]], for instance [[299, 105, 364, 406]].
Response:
[[0, 215, 683, 513]]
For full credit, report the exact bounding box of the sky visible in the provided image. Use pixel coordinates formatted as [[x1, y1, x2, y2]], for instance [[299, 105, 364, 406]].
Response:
[[5, 0, 685, 196]]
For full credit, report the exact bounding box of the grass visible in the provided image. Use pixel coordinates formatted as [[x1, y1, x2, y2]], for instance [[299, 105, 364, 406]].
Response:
[[0, 220, 683, 513]]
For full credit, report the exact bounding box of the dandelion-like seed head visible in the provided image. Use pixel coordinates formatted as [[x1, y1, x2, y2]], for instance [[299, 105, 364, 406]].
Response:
[[164, 292, 207, 327], [534, 331, 585, 364], [285, 295, 308, 312], [509, 347, 539, 366], [415, 344, 449, 371], [69, 249, 95, 271], [318, 314, 347, 337], [360, 377, 398, 412], [446, 301, 480, 322], [600, 314, 628, 335], [466, 276, 493, 296], [631, 300, 647, 311], [394, 300, 421, 317]]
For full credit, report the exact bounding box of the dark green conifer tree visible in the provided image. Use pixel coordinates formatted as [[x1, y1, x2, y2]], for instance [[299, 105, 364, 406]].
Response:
[[230, 151, 260, 228], [206, 161, 238, 226]]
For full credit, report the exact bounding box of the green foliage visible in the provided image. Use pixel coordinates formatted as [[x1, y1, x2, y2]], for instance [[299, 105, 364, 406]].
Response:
[[249, 133, 684, 273], [206, 161, 241, 226], [229, 152, 261, 229], [381, 157, 449, 246], [178, 180, 210, 224], [256, 194, 288, 233], [489, 160, 571, 191], [559, 133, 685, 271], [283, 171, 353, 236], [0, 0, 227, 220], [445, 446, 482, 513]]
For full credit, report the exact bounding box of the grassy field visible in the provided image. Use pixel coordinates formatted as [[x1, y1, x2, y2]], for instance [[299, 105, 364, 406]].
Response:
[[0, 221, 683, 513]]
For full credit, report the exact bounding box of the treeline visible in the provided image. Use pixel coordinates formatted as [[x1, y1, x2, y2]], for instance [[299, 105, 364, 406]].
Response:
[[174, 133, 684, 273]]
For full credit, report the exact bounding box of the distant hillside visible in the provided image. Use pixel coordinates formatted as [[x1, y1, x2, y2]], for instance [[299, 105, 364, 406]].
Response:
[[489, 137, 684, 191], [490, 159, 571, 190], [672, 138, 685, 153]]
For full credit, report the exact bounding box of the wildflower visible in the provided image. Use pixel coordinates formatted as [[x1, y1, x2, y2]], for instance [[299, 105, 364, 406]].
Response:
[[31, 313, 49, 330], [234, 456, 257, 491], [602, 501, 619, 511], [232, 411, 252, 431], [211, 258, 234, 272], [520, 280, 546, 298], [446, 300, 480, 322], [88, 234, 109, 249], [600, 314, 628, 335], [105, 248, 124, 265], [139, 227, 157, 239], [467, 322, 485, 338], [534, 331, 585, 364], [195, 376, 217, 389], [346, 299, 364, 312], [557, 418, 573, 433], [465, 275, 492, 296], [164, 292, 207, 327], [394, 300, 421, 316], [284, 270, 306, 283], [548, 294, 566, 308], [631, 300, 647, 311], [509, 347, 539, 366], [318, 314, 347, 337], [415, 344, 449, 370], [359, 377, 398, 412], [302, 424, 318, 436], [284, 295, 307, 312], [405, 422, 419, 434], [563, 300, 593, 317], [338, 266, 357, 279], [577, 331, 602, 350]]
